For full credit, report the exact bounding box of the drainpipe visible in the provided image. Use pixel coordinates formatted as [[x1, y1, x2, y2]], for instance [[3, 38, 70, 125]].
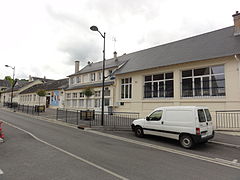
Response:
[[234, 54, 240, 89]]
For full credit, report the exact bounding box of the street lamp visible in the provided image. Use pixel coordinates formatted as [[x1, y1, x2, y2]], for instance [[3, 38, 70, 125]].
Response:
[[5, 65, 15, 108], [90, 25, 106, 126]]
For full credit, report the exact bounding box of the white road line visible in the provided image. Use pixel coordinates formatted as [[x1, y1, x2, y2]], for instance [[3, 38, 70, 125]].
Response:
[[209, 140, 240, 148], [85, 129, 240, 170], [2, 121, 128, 180], [0, 169, 4, 175]]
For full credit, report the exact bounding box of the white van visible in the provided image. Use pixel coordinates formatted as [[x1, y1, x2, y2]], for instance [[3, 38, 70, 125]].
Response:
[[131, 106, 214, 148]]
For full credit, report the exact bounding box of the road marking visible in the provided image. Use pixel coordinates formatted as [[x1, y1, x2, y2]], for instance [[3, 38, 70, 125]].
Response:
[[85, 129, 240, 170], [215, 158, 240, 167], [209, 140, 240, 148], [0, 169, 4, 175], [3, 121, 128, 180]]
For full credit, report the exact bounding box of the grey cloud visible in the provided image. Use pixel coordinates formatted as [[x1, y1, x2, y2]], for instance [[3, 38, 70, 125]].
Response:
[[58, 39, 101, 65], [46, 5, 88, 30]]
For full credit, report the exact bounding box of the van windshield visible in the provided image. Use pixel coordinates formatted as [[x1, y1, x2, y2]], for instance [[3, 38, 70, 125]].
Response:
[[204, 109, 212, 121], [198, 109, 206, 122]]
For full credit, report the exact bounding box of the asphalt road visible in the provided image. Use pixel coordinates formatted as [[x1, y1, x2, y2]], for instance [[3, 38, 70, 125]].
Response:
[[0, 109, 240, 180]]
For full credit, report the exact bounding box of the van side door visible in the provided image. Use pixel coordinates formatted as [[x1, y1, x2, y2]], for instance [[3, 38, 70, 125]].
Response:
[[144, 110, 163, 132]]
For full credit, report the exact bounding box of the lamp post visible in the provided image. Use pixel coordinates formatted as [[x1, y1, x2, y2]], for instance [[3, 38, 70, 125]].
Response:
[[5, 65, 15, 108], [90, 25, 106, 126]]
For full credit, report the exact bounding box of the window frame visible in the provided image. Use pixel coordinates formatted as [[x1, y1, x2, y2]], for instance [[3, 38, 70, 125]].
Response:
[[181, 65, 225, 97], [121, 77, 132, 99], [144, 72, 174, 99]]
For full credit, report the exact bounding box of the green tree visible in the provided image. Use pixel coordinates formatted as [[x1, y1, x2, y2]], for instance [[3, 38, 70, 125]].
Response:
[[83, 88, 93, 109], [4, 76, 14, 85], [37, 89, 46, 106]]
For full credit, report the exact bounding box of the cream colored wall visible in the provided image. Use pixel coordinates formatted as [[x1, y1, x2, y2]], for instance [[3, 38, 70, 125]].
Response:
[[0, 80, 43, 104], [64, 85, 115, 111], [20, 93, 46, 106], [114, 56, 240, 127]]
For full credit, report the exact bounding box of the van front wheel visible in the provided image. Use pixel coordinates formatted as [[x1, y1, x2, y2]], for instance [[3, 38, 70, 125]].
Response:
[[135, 126, 144, 138], [180, 135, 194, 149]]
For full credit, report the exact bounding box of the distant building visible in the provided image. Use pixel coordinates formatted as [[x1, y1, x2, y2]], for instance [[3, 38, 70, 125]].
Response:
[[0, 80, 11, 103], [19, 78, 68, 108], [0, 76, 53, 105]]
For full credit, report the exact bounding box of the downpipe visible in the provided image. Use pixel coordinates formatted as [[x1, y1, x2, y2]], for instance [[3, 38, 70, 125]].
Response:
[[234, 54, 240, 89]]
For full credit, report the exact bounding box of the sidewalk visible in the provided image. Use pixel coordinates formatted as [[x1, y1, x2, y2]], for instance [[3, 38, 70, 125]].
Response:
[[213, 131, 240, 147]]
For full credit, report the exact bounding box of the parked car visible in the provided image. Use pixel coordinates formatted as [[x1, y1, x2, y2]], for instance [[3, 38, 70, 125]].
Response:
[[131, 106, 214, 149], [0, 121, 4, 142]]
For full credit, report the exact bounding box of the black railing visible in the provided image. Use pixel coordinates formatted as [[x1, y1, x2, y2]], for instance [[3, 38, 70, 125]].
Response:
[[216, 110, 240, 129], [56, 108, 139, 129], [3, 102, 45, 116]]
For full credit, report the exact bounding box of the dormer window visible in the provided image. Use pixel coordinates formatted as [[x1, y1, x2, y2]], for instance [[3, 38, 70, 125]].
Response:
[[98, 72, 102, 81], [90, 73, 96, 81], [76, 76, 81, 83]]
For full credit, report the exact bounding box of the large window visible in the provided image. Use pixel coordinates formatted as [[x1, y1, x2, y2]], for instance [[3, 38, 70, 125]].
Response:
[[86, 99, 92, 108], [76, 76, 81, 83], [104, 87, 110, 96], [66, 93, 71, 99], [94, 99, 100, 107], [79, 92, 84, 98], [95, 91, 101, 97], [73, 93, 77, 98], [181, 65, 225, 97], [78, 99, 84, 107], [121, 78, 132, 99], [72, 100, 77, 107], [144, 72, 174, 98], [90, 73, 96, 81]]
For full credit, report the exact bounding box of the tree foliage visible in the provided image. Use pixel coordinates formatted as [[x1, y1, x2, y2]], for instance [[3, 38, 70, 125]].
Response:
[[4, 76, 14, 85], [37, 89, 46, 97], [83, 88, 93, 97]]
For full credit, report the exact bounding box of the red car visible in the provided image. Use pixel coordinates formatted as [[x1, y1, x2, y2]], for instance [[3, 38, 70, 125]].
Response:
[[0, 121, 4, 141]]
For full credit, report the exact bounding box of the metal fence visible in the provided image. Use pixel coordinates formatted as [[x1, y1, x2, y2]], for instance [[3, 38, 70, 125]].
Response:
[[3, 102, 45, 116], [56, 108, 139, 129], [216, 110, 240, 129]]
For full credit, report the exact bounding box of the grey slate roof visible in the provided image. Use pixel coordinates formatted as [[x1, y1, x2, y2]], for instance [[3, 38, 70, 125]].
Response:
[[20, 79, 68, 94], [4, 80, 30, 92], [0, 80, 11, 88], [66, 81, 114, 91], [68, 26, 240, 77], [115, 26, 240, 75], [68, 58, 128, 77]]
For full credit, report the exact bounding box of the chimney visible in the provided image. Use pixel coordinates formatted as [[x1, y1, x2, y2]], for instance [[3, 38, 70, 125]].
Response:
[[233, 11, 240, 36], [29, 75, 32, 82], [75, 60, 79, 73], [113, 51, 117, 59]]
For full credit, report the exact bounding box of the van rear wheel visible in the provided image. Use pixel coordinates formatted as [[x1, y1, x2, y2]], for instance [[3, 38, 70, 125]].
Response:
[[180, 135, 194, 149], [135, 126, 144, 138]]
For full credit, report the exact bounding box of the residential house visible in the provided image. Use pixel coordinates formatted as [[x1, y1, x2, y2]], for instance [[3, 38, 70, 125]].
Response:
[[0, 80, 11, 103]]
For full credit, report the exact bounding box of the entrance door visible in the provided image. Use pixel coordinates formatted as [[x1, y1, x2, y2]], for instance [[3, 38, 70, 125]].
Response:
[[46, 96, 50, 108]]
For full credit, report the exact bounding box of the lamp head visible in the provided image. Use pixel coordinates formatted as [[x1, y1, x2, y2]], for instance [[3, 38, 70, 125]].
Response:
[[5, 65, 9, 67], [90, 26, 98, 31]]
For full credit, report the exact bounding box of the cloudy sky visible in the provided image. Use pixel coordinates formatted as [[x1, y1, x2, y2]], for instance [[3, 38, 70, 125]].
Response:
[[0, 0, 239, 80]]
